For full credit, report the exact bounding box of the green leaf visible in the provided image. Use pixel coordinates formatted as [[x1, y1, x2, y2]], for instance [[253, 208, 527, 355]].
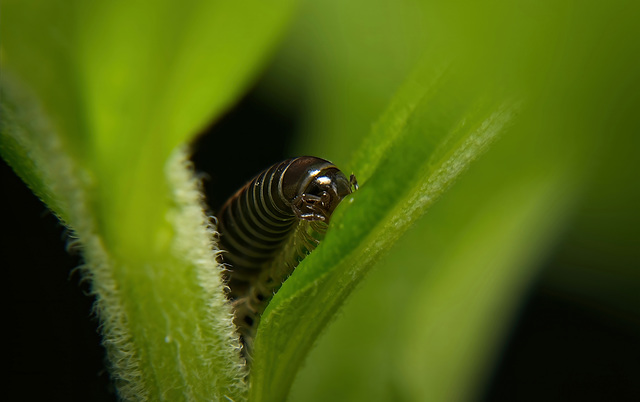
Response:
[[1, 0, 297, 399], [249, 59, 520, 399]]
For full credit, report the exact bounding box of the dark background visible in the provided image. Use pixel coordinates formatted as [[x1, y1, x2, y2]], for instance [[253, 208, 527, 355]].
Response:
[[5, 84, 639, 401]]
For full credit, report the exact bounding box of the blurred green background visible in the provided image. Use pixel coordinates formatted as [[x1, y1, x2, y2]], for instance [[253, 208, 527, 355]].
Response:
[[5, 0, 639, 400]]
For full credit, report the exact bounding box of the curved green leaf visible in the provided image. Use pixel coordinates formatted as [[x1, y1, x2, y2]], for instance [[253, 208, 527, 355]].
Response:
[[1, 0, 297, 399], [249, 61, 520, 400]]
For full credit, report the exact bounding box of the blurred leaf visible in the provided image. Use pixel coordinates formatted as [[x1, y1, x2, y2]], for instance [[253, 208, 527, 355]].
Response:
[[1, 0, 297, 399]]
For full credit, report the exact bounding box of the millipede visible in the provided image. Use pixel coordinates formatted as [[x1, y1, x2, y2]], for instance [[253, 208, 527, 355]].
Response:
[[217, 156, 357, 362]]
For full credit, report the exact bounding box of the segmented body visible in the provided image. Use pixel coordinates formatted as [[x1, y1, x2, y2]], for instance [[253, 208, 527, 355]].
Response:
[[218, 156, 357, 362]]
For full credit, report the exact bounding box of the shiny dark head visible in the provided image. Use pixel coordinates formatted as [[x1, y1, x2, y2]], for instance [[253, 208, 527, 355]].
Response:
[[282, 156, 357, 222]]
